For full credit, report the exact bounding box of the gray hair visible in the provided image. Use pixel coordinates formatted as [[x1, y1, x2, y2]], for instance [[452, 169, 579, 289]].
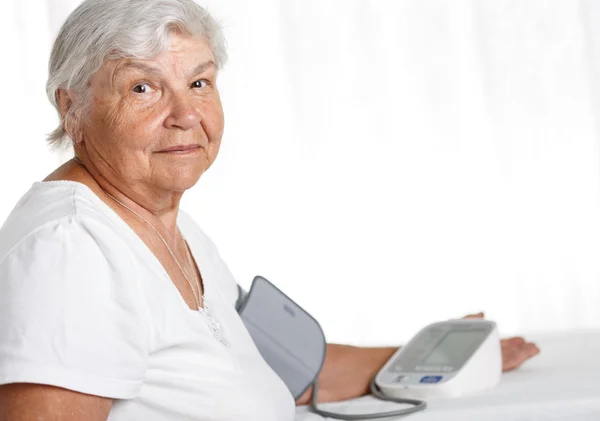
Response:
[[46, 0, 227, 148]]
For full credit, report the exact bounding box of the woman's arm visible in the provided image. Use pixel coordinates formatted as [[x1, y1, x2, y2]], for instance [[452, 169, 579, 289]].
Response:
[[295, 343, 397, 405], [0, 384, 112, 421]]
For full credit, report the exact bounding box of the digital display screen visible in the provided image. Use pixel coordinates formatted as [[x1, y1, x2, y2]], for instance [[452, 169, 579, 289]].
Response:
[[421, 331, 485, 366]]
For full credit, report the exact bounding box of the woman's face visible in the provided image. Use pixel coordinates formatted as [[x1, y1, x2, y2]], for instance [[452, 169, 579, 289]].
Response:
[[81, 33, 224, 193]]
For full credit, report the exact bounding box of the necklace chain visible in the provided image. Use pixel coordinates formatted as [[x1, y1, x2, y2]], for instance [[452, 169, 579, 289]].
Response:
[[105, 190, 202, 309], [72, 157, 231, 346], [72, 157, 201, 309]]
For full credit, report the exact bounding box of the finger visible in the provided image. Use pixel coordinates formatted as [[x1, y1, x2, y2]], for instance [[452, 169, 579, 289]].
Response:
[[502, 348, 526, 371], [502, 345, 526, 371], [501, 337, 526, 348], [525, 342, 540, 357]]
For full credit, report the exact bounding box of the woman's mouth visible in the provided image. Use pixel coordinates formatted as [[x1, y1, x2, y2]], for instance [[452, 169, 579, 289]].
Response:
[[158, 144, 202, 154]]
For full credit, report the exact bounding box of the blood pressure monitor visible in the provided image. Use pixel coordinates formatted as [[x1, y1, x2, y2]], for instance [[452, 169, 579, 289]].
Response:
[[237, 277, 502, 419], [374, 319, 502, 399]]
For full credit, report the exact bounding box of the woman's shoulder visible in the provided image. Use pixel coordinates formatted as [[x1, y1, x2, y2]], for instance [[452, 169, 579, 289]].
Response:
[[0, 181, 128, 261], [0, 181, 150, 401]]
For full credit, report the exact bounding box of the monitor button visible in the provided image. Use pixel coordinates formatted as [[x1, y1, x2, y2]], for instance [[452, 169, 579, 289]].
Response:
[[420, 375, 443, 384]]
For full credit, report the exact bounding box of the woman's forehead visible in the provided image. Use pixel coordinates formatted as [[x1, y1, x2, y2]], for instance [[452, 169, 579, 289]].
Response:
[[165, 33, 214, 57], [107, 34, 215, 79]]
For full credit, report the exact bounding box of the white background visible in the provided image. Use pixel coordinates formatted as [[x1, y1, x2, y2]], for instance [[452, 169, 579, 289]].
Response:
[[2, 0, 600, 345]]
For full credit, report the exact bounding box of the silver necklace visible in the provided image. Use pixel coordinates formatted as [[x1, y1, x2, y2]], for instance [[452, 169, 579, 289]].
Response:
[[73, 157, 230, 346]]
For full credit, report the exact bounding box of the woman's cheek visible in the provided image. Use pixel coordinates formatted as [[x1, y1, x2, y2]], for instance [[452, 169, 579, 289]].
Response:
[[205, 98, 225, 136]]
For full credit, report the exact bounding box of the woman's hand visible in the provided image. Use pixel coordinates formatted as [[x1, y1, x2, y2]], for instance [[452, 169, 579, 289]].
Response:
[[464, 312, 540, 372], [500, 336, 540, 371]]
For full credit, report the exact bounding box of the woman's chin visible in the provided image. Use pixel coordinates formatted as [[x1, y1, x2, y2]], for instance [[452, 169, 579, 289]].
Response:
[[155, 169, 205, 193], [151, 152, 214, 190]]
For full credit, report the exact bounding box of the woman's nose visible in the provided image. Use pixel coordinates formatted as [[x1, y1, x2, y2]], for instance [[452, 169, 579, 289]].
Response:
[[163, 92, 202, 130]]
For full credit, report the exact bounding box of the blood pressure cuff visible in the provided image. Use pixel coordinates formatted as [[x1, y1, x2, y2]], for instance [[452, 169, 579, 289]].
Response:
[[236, 276, 326, 399]]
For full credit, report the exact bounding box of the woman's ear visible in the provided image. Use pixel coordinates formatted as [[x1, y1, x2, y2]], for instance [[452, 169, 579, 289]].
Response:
[[56, 89, 84, 144], [56, 88, 73, 118]]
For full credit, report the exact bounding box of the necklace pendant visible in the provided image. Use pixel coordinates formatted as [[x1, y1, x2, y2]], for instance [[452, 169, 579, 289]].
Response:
[[199, 299, 230, 347]]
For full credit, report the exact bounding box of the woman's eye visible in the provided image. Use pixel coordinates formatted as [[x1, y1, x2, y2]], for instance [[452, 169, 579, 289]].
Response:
[[191, 79, 208, 89], [132, 83, 153, 94]]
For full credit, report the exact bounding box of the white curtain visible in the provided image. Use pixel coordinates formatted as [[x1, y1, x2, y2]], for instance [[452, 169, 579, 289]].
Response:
[[2, 0, 600, 346]]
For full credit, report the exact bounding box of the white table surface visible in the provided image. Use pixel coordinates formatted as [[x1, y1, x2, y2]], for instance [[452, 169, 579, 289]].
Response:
[[295, 330, 600, 420]]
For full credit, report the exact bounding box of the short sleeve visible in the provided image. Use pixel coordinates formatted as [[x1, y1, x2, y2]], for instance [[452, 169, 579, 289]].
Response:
[[0, 216, 150, 399]]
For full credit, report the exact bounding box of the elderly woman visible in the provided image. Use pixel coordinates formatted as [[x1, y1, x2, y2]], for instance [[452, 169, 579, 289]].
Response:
[[0, 0, 539, 420]]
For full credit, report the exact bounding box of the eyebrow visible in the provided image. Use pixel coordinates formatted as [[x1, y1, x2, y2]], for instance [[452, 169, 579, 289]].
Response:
[[114, 62, 163, 78], [114, 60, 216, 80], [189, 60, 216, 78]]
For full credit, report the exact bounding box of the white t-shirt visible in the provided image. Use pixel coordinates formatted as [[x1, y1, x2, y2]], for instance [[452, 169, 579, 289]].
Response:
[[0, 181, 296, 421]]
